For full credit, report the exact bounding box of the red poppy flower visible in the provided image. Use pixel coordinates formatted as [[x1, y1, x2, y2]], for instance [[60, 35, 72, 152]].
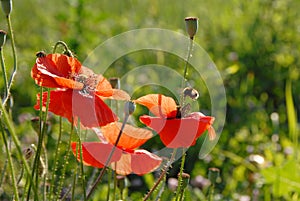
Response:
[[134, 94, 215, 148], [72, 122, 162, 175], [32, 53, 130, 127]]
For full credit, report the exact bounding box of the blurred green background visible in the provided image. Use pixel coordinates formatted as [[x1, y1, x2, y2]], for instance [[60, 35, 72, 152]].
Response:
[[0, 0, 299, 200]]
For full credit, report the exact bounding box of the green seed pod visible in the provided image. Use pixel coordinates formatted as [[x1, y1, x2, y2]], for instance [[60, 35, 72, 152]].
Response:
[[208, 167, 220, 185], [185, 17, 198, 40], [0, 0, 12, 16], [116, 175, 126, 192]]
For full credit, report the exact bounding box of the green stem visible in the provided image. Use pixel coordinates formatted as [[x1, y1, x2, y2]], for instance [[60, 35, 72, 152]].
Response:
[[175, 36, 194, 201], [143, 148, 178, 201], [77, 121, 87, 201], [175, 148, 186, 201], [53, 41, 70, 54], [87, 114, 129, 199], [55, 122, 74, 201], [0, 122, 19, 201], [208, 184, 215, 201], [71, 167, 77, 200], [0, 100, 38, 199], [27, 87, 50, 200], [179, 38, 194, 107], [48, 117, 63, 201], [3, 15, 17, 106], [0, 50, 8, 102]]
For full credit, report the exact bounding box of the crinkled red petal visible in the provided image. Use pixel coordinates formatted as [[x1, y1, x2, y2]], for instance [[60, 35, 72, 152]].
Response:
[[111, 149, 162, 175], [71, 142, 122, 168], [34, 89, 117, 127], [139, 113, 214, 148]]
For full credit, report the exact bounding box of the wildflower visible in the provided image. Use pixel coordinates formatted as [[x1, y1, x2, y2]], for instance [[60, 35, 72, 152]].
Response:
[[72, 122, 162, 175], [31, 53, 130, 127], [134, 94, 215, 148]]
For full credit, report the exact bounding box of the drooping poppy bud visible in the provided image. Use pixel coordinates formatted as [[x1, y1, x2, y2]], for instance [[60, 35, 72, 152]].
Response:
[[0, 30, 6, 50], [0, 0, 12, 16], [185, 17, 198, 40]]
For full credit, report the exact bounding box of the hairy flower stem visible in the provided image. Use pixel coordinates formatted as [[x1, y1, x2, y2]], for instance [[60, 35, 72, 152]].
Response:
[[87, 114, 129, 199], [26, 87, 50, 201], [53, 41, 70, 54], [0, 122, 19, 201], [48, 117, 62, 201], [55, 122, 74, 201], [76, 120, 87, 201], [179, 38, 194, 107], [143, 148, 178, 201], [175, 149, 186, 201]]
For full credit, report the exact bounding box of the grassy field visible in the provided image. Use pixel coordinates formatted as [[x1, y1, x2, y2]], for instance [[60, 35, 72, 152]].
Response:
[[0, 0, 299, 200]]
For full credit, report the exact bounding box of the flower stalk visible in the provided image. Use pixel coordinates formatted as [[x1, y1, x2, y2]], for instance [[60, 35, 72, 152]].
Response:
[[176, 17, 198, 199], [86, 101, 134, 199], [0, 122, 19, 201]]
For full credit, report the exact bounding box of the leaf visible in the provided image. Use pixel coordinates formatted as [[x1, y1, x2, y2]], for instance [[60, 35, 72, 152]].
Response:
[[261, 158, 300, 197]]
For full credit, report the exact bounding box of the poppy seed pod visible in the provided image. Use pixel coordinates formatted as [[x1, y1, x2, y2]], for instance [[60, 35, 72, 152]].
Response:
[[124, 101, 135, 115], [208, 167, 220, 184], [183, 87, 199, 100], [0, 30, 6, 49], [0, 0, 12, 16], [185, 17, 198, 39], [116, 175, 126, 192]]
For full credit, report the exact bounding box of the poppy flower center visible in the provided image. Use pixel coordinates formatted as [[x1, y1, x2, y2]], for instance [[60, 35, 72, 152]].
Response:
[[72, 73, 98, 97]]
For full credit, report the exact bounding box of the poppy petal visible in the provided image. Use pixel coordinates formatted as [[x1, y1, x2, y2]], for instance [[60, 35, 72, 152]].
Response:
[[71, 142, 122, 168], [140, 113, 214, 148], [134, 94, 177, 118], [111, 152, 132, 175], [130, 149, 162, 175], [111, 149, 162, 175], [34, 89, 117, 127], [101, 122, 153, 150], [32, 54, 83, 89]]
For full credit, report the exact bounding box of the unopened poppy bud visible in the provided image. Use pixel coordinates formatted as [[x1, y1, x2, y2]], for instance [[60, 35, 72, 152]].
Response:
[[124, 101, 135, 115], [185, 17, 198, 40], [109, 77, 120, 89], [183, 87, 199, 100], [0, 0, 12, 16], [208, 167, 220, 185], [0, 30, 6, 50]]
